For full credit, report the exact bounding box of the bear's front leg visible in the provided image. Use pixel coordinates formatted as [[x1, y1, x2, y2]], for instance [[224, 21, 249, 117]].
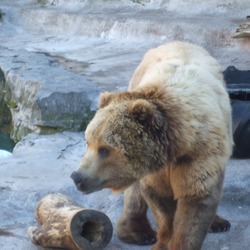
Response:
[[117, 182, 157, 245], [141, 194, 177, 250], [139, 174, 177, 249], [167, 196, 218, 250]]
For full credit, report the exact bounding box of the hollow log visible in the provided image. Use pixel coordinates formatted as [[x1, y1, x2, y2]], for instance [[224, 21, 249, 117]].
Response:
[[28, 193, 113, 250]]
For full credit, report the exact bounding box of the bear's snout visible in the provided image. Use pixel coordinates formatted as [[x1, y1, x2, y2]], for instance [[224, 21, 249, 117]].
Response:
[[70, 171, 103, 194], [70, 171, 83, 185]]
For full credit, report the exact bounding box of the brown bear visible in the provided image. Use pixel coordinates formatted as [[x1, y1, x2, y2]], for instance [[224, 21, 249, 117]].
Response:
[[71, 41, 233, 250]]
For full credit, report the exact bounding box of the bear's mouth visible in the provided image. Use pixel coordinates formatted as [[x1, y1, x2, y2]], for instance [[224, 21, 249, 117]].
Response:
[[77, 182, 103, 194], [79, 187, 102, 195], [71, 171, 137, 195]]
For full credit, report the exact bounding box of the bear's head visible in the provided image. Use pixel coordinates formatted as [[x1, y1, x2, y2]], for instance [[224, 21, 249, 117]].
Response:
[[71, 89, 173, 194]]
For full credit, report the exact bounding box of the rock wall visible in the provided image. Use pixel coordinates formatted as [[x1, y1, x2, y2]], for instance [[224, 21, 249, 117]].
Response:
[[0, 0, 249, 141], [0, 48, 98, 141]]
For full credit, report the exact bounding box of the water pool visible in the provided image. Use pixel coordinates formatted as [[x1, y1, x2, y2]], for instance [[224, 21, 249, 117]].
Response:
[[0, 132, 15, 152]]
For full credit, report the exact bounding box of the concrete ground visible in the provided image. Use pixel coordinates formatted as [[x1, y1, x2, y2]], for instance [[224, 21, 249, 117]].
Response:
[[0, 133, 250, 250], [0, 0, 250, 250]]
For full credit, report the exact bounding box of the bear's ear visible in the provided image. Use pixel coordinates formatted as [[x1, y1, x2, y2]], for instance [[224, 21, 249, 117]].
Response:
[[99, 92, 113, 108], [129, 99, 164, 128]]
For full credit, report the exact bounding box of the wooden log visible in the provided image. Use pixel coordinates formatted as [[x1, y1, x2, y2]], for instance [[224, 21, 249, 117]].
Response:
[[28, 193, 113, 250]]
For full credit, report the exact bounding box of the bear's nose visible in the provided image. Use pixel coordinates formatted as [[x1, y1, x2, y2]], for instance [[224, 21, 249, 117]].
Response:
[[70, 171, 83, 185]]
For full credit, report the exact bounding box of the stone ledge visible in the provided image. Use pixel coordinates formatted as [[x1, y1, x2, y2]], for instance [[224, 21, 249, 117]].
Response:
[[0, 49, 98, 141], [1, 0, 250, 142]]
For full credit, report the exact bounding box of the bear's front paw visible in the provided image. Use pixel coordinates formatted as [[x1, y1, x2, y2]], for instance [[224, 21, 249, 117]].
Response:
[[117, 219, 156, 245]]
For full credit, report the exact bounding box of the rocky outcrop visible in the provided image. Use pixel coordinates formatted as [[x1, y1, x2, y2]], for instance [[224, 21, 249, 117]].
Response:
[[0, 0, 250, 142], [0, 49, 98, 141]]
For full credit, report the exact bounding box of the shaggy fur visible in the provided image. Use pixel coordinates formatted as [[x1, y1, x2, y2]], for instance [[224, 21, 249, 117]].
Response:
[[71, 41, 233, 250]]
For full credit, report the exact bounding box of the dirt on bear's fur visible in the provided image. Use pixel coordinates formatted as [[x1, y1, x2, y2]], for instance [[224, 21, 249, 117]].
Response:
[[71, 41, 233, 250]]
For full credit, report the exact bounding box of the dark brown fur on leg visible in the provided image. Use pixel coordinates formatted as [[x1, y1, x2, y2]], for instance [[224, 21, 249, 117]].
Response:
[[139, 175, 177, 249], [117, 182, 156, 245]]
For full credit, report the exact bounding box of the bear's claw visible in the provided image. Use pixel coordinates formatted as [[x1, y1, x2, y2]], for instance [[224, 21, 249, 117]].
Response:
[[209, 215, 231, 233]]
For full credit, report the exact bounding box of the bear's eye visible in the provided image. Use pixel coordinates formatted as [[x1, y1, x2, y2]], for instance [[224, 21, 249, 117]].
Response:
[[98, 147, 110, 159]]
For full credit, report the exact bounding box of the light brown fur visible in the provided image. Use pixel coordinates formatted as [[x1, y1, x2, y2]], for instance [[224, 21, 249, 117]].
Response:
[[71, 41, 233, 250]]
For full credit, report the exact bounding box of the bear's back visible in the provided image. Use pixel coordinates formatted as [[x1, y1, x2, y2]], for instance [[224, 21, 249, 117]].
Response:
[[129, 41, 223, 91], [128, 41, 233, 157]]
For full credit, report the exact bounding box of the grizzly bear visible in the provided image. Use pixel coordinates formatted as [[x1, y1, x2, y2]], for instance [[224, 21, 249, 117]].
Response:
[[71, 41, 233, 250]]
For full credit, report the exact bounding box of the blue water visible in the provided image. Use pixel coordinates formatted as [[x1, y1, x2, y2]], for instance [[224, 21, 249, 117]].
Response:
[[0, 132, 15, 152]]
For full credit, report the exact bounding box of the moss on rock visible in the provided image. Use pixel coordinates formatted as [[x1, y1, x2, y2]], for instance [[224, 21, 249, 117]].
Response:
[[0, 69, 12, 134]]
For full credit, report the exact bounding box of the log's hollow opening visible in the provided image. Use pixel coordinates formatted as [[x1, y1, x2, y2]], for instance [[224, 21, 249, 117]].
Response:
[[80, 221, 104, 243]]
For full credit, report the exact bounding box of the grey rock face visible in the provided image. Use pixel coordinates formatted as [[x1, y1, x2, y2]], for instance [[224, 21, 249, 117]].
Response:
[[1, 0, 250, 141], [0, 48, 98, 141]]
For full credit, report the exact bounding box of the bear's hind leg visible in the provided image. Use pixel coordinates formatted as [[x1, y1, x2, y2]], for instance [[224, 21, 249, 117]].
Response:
[[116, 182, 157, 245], [210, 215, 231, 233]]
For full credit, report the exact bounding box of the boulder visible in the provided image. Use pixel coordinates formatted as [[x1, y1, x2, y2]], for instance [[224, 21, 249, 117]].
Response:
[[0, 49, 98, 141]]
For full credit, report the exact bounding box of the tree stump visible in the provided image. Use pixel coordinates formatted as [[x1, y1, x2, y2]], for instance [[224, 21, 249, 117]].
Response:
[[28, 193, 113, 250]]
